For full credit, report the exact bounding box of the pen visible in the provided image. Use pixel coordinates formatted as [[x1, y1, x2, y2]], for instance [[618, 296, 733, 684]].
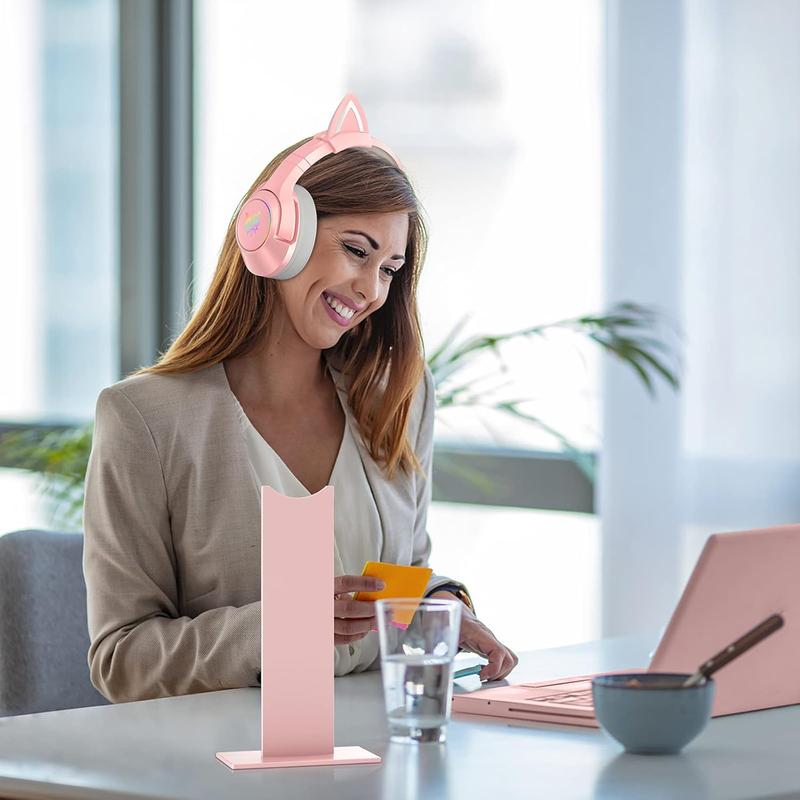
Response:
[[453, 665, 483, 679]]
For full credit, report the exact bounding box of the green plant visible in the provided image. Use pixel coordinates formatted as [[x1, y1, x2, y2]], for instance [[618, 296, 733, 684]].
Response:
[[0, 301, 680, 531], [428, 301, 681, 484], [0, 422, 93, 532]]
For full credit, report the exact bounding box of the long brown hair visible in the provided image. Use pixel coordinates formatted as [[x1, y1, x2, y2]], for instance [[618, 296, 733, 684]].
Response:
[[132, 141, 429, 481]]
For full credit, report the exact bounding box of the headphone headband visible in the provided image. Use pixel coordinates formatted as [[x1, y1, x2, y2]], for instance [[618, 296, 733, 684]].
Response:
[[235, 92, 403, 279]]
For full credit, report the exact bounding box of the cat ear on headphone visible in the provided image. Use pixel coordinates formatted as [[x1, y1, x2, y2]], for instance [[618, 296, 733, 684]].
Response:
[[327, 92, 369, 139]]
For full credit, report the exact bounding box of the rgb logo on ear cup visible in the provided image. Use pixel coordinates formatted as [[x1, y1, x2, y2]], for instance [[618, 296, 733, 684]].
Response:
[[237, 198, 271, 252], [244, 211, 262, 234]]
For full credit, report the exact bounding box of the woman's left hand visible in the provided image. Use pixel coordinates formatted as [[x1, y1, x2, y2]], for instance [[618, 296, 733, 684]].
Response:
[[429, 592, 519, 682]]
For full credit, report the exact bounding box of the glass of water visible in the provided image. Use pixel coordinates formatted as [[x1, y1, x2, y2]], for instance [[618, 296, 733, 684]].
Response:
[[375, 597, 462, 744]]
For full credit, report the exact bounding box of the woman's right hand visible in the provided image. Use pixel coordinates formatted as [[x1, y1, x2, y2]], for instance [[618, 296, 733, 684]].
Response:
[[334, 575, 386, 647]]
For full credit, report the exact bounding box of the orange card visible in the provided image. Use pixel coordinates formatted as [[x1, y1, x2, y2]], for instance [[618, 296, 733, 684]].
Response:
[[355, 561, 433, 631]]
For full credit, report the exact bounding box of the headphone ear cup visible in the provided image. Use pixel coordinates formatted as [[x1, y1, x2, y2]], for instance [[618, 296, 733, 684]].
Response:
[[273, 184, 318, 280]]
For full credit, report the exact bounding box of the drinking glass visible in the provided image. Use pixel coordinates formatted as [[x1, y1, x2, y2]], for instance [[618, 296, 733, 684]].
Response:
[[375, 598, 462, 744]]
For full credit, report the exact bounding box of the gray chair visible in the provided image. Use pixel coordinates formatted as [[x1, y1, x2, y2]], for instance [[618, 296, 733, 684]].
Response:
[[0, 529, 110, 716]]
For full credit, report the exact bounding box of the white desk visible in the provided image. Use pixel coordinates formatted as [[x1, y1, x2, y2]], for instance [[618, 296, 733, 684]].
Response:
[[1, 635, 798, 800]]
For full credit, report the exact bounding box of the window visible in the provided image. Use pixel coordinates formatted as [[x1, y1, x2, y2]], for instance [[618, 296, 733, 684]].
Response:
[[194, 0, 602, 649], [1, 0, 118, 424], [0, 0, 117, 533], [194, 0, 601, 456]]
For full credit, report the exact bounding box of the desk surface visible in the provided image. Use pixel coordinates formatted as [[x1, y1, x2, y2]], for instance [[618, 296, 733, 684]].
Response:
[[1, 635, 798, 800]]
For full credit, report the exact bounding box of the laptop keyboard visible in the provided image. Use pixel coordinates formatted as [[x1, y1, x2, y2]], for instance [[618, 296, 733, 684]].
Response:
[[531, 689, 594, 706], [518, 679, 595, 707]]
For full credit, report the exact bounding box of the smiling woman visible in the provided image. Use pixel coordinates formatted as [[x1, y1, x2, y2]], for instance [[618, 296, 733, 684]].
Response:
[[81, 95, 519, 702], [145, 142, 427, 482]]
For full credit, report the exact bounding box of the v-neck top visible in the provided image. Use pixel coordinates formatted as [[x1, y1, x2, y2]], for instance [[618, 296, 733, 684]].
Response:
[[230, 361, 384, 676], [83, 354, 471, 703]]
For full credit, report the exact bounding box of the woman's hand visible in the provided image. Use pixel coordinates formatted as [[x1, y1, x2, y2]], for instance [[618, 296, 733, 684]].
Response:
[[333, 575, 386, 647], [429, 591, 519, 682]]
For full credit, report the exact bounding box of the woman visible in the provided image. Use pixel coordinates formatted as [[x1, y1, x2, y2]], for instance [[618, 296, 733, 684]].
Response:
[[82, 101, 518, 703]]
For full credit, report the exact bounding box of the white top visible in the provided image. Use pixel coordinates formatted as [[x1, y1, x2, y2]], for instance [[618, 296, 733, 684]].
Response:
[[231, 366, 384, 676]]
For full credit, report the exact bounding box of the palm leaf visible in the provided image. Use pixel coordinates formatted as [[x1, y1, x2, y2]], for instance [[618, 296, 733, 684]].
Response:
[[428, 301, 682, 483]]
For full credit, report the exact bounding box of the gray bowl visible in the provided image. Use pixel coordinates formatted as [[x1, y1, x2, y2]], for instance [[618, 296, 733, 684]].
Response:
[[592, 673, 715, 755]]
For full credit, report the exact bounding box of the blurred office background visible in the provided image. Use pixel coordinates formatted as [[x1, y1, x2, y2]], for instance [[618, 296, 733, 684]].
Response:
[[1, 0, 798, 654]]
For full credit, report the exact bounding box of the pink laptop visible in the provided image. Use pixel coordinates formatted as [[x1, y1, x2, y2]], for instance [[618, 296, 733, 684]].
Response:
[[451, 523, 800, 727]]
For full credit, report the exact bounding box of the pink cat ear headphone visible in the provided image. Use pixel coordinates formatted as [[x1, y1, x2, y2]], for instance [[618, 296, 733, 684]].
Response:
[[235, 92, 404, 280]]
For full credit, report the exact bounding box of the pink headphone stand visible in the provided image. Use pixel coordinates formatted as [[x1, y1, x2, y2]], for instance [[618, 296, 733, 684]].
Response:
[[216, 485, 382, 769]]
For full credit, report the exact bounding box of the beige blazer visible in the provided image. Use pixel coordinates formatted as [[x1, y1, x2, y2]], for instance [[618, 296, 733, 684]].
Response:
[[82, 350, 471, 702]]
